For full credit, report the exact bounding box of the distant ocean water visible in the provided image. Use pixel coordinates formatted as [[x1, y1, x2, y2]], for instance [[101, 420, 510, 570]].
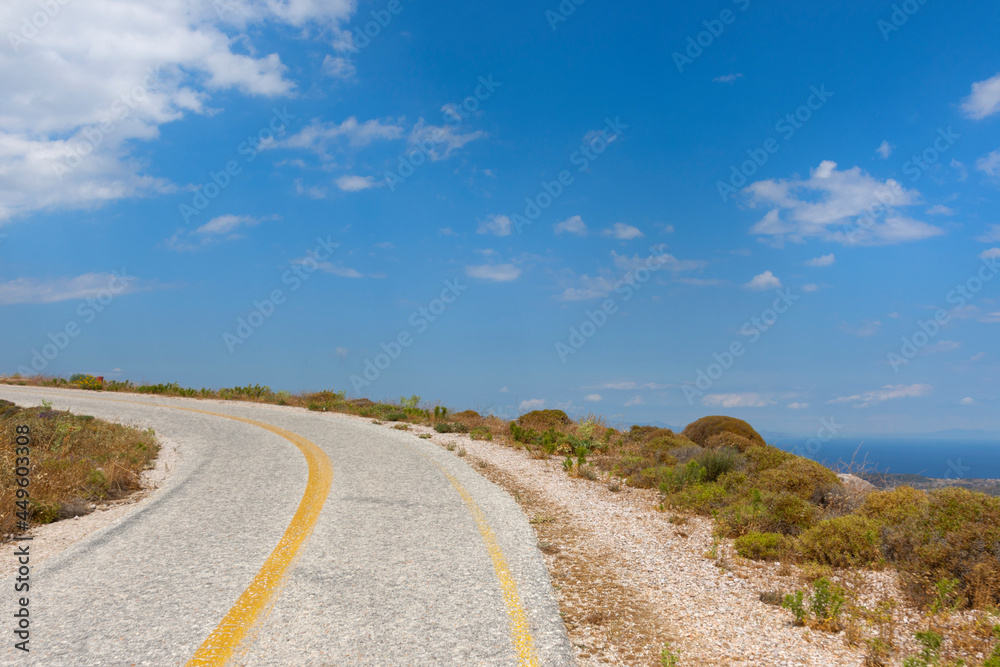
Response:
[[772, 438, 1000, 480]]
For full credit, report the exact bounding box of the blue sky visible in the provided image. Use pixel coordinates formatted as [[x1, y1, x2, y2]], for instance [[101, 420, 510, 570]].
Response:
[[1, 0, 999, 436]]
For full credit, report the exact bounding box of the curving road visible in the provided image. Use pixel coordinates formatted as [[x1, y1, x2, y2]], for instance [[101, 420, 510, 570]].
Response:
[[0, 386, 573, 666]]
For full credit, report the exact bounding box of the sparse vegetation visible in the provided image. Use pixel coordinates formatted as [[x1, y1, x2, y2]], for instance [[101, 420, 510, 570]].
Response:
[[0, 400, 158, 537]]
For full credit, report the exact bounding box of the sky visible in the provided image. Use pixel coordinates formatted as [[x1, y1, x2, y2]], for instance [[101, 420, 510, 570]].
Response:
[[1, 0, 999, 437]]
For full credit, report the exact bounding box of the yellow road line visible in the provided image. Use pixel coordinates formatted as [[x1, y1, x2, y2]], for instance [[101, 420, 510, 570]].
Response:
[[22, 393, 333, 667], [413, 449, 539, 666]]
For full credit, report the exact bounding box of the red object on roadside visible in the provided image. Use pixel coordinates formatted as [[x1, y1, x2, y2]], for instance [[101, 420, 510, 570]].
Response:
[[95, 376, 104, 384]]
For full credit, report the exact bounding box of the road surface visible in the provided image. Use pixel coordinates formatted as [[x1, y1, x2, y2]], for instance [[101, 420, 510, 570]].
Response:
[[0, 386, 573, 666]]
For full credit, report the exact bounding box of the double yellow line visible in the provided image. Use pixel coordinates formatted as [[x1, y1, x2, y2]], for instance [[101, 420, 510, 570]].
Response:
[[13, 391, 540, 665]]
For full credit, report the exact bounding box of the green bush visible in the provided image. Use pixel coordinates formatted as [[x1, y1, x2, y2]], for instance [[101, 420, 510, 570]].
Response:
[[384, 413, 407, 422], [860, 485, 928, 524], [657, 460, 706, 494], [734, 532, 789, 560], [704, 431, 756, 452], [718, 489, 817, 537], [698, 446, 745, 482], [518, 409, 570, 431], [798, 515, 882, 568], [756, 456, 841, 501], [667, 482, 730, 512], [470, 427, 493, 441], [434, 422, 455, 433], [682, 415, 765, 448]]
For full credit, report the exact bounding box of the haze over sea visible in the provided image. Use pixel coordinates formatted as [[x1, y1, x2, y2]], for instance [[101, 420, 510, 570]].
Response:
[[773, 437, 1000, 480]]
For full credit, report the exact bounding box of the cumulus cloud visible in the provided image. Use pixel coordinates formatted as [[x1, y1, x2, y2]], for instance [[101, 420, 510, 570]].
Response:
[[0, 0, 359, 222], [805, 253, 835, 267], [335, 175, 378, 192], [702, 393, 774, 408], [554, 215, 587, 236], [926, 205, 954, 216], [466, 264, 521, 282], [828, 383, 932, 408], [960, 397, 976, 406], [321, 55, 355, 80], [745, 271, 782, 290], [980, 248, 1000, 260], [601, 223, 644, 240], [787, 402, 810, 410], [277, 117, 404, 158], [976, 150, 1000, 177], [745, 161, 943, 246], [624, 395, 644, 407], [977, 225, 1000, 243], [876, 141, 893, 159], [557, 248, 704, 301], [477, 214, 513, 236], [408, 117, 485, 161], [519, 398, 545, 411], [584, 394, 603, 402], [166, 213, 272, 250], [961, 72, 1000, 120]]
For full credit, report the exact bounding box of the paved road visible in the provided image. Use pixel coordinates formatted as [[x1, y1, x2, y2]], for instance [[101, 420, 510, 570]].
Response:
[[0, 386, 573, 666]]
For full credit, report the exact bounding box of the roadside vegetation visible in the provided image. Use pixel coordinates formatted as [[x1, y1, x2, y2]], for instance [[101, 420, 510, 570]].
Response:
[[0, 398, 158, 538], [5, 373, 1000, 664]]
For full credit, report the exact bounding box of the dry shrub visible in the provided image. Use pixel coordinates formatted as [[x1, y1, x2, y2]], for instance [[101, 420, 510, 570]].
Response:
[[682, 415, 765, 449], [0, 402, 158, 537], [517, 409, 571, 432], [798, 515, 883, 568], [757, 457, 842, 501], [705, 431, 755, 452]]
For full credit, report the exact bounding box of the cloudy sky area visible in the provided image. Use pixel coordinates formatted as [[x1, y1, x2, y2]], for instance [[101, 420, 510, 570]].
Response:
[[1, 0, 998, 436]]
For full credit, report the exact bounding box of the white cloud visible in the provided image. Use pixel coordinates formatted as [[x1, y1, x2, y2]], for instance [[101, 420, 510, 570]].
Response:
[[876, 141, 893, 159], [584, 394, 603, 402], [624, 395, 644, 407], [924, 340, 961, 354], [976, 150, 1000, 176], [805, 253, 835, 267], [334, 347, 348, 359], [745, 271, 782, 291], [787, 402, 810, 410], [977, 225, 1000, 243], [590, 381, 668, 390], [500, 386, 509, 393], [960, 397, 977, 406], [466, 264, 521, 282], [971, 352, 986, 362], [477, 214, 512, 237], [802, 283, 820, 293], [557, 249, 704, 301], [746, 161, 943, 246], [278, 117, 404, 157], [713, 73, 744, 84], [195, 214, 260, 236], [321, 55, 355, 80], [554, 215, 587, 236], [519, 398, 545, 411], [0, 0, 359, 222], [0, 271, 137, 305], [828, 383, 932, 408], [408, 117, 485, 161], [926, 205, 954, 216], [702, 393, 774, 408], [840, 320, 882, 337], [601, 222, 644, 240], [980, 248, 1000, 260], [335, 175, 378, 192], [961, 73, 1000, 120]]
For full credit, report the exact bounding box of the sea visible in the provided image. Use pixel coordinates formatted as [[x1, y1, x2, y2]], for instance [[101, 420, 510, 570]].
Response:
[[771, 437, 1000, 480]]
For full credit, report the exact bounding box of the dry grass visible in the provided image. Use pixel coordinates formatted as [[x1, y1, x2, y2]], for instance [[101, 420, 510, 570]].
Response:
[[0, 399, 158, 538]]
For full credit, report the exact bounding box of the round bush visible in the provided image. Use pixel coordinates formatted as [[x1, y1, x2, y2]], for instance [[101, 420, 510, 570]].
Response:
[[682, 416, 766, 448], [518, 409, 571, 431], [735, 532, 789, 561], [798, 515, 882, 568]]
